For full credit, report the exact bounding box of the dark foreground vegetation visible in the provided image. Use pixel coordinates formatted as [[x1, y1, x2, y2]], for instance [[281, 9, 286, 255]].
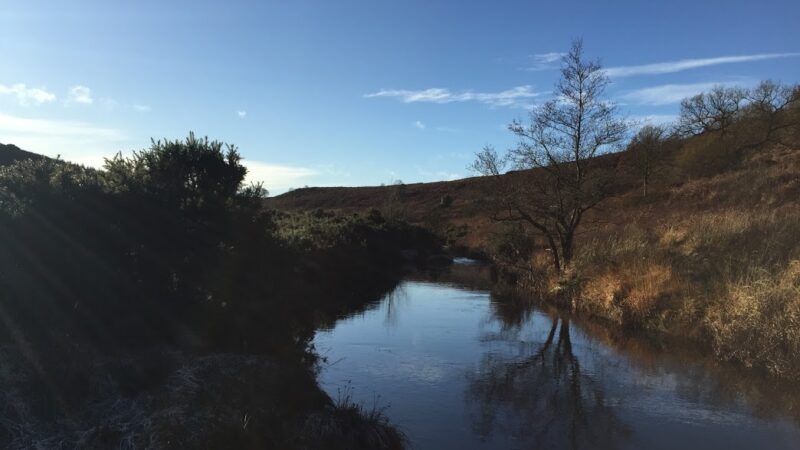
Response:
[[0, 134, 438, 448], [270, 43, 800, 381]]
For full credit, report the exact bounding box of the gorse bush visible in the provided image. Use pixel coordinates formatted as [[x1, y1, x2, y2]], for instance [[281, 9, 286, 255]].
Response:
[[104, 133, 262, 211], [0, 134, 274, 353], [275, 208, 440, 254], [0, 157, 103, 216]]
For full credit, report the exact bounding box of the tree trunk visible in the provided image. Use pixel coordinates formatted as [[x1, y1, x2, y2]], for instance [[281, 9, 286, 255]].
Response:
[[560, 231, 575, 270], [547, 237, 562, 274]]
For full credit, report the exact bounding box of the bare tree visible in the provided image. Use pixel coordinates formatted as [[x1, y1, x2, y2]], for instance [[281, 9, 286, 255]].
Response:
[[627, 125, 670, 197], [677, 80, 799, 149], [677, 86, 746, 138], [743, 80, 800, 148], [472, 39, 628, 273]]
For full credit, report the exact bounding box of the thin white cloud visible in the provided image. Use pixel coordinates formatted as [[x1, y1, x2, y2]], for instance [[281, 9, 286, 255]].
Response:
[[605, 53, 800, 78], [237, 110, 247, 118], [243, 161, 317, 192], [448, 151, 471, 159], [630, 114, 679, 128], [0, 112, 122, 139], [365, 85, 541, 108], [524, 52, 566, 71], [0, 83, 57, 106], [132, 104, 151, 112], [533, 52, 565, 64], [69, 85, 93, 104], [0, 112, 130, 167], [102, 98, 119, 110], [316, 163, 351, 178], [619, 81, 751, 106], [417, 167, 461, 182], [414, 120, 425, 129]]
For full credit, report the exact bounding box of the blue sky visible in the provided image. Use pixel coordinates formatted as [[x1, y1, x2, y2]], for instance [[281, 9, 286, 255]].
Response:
[[1, 0, 799, 193]]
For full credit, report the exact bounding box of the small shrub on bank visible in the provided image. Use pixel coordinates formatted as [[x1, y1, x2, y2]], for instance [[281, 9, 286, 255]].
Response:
[[303, 385, 406, 450]]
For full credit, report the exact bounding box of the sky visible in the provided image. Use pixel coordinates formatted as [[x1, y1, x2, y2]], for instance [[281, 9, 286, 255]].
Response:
[[1, 0, 799, 194]]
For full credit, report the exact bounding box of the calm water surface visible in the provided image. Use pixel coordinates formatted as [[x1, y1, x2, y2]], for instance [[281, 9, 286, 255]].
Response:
[[313, 263, 800, 449]]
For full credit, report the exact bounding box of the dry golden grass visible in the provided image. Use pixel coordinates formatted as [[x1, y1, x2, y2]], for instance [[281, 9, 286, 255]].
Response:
[[572, 205, 800, 377], [576, 227, 692, 331], [705, 261, 800, 378]]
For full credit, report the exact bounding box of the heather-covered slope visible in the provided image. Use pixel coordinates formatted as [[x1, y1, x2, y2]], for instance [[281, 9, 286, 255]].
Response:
[[0, 143, 44, 166]]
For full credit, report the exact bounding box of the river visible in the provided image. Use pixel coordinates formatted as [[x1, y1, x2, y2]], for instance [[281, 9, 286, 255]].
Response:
[[313, 261, 800, 449]]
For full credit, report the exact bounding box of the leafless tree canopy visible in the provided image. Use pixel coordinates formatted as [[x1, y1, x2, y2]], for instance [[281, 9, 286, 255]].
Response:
[[677, 80, 799, 149], [677, 86, 747, 138], [472, 39, 628, 273]]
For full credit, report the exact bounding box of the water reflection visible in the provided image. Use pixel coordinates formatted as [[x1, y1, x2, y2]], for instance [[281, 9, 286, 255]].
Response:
[[467, 316, 628, 449], [381, 283, 410, 329], [314, 263, 800, 450]]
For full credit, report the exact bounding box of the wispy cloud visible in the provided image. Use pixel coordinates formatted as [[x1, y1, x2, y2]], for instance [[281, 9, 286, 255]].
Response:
[[0, 112, 130, 167], [316, 163, 352, 178], [417, 167, 461, 182], [69, 85, 93, 104], [414, 120, 425, 129], [237, 110, 247, 118], [243, 161, 317, 192], [0, 83, 57, 106], [630, 114, 679, 128], [365, 85, 541, 108], [524, 52, 566, 71], [132, 104, 151, 112], [0, 112, 123, 139], [605, 53, 800, 78], [619, 81, 752, 106], [533, 52, 564, 64]]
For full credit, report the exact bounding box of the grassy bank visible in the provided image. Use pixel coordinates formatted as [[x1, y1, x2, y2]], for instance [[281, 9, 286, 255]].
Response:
[[493, 144, 800, 380]]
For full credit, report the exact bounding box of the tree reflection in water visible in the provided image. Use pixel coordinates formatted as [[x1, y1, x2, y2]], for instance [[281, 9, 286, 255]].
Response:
[[466, 314, 629, 450]]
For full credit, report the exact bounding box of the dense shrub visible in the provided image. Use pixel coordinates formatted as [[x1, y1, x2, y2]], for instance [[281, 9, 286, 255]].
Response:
[[0, 135, 274, 352], [275, 209, 441, 256], [675, 134, 738, 177]]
